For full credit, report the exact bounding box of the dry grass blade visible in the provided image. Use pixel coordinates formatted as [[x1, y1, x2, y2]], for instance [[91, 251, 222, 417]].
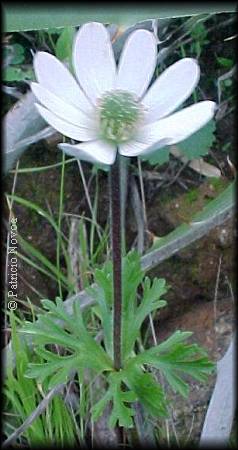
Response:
[[130, 175, 145, 254], [2, 383, 65, 448], [199, 337, 235, 446], [3, 91, 55, 173]]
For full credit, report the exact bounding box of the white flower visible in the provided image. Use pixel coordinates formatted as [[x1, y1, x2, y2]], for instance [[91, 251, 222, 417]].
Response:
[[31, 22, 216, 166]]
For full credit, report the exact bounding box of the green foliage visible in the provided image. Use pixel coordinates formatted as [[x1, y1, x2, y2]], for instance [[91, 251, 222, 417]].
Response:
[[4, 312, 45, 444], [4, 43, 25, 65], [141, 145, 170, 166], [178, 119, 216, 159], [216, 56, 234, 69], [127, 330, 214, 397], [55, 27, 75, 63], [144, 119, 216, 166], [22, 251, 214, 429], [23, 297, 114, 388], [124, 365, 168, 417], [189, 22, 209, 57], [3, 41, 35, 82], [91, 328, 213, 427], [4, 66, 34, 82], [190, 22, 208, 41], [92, 367, 166, 428], [4, 312, 77, 446], [185, 188, 199, 203], [89, 251, 167, 361], [103, 373, 136, 428]]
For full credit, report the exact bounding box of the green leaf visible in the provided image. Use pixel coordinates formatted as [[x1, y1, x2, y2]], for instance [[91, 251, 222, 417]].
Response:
[[150, 330, 194, 352], [176, 119, 216, 160], [124, 365, 168, 418], [22, 317, 80, 350], [164, 370, 189, 397], [136, 277, 167, 325], [3, 66, 34, 82], [108, 373, 135, 428], [130, 331, 215, 397], [89, 252, 144, 360], [142, 145, 170, 166], [90, 251, 169, 362], [92, 372, 136, 428], [190, 22, 208, 41], [216, 56, 233, 69], [122, 251, 144, 316], [142, 119, 216, 165], [22, 296, 113, 388], [25, 358, 73, 384], [123, 275, 167, 360], [47, 364, 76, 389], [91, 391, 112, 422], [4, 43, 25, 65], [93, 261, 113, 307], [55, 27, 75, 62]]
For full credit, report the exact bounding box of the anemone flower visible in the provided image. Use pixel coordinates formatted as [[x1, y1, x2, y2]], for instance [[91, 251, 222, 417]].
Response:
[[31, 22, 216, 165]]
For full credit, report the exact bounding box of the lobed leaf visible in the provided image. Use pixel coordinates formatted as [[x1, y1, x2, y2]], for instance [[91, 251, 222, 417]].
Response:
[[124, 365, 168, 418], [128, 331, 215, 397]]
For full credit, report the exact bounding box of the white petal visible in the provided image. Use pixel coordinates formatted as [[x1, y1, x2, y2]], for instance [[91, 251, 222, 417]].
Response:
[[58, 140, 116, 165], [119, 138, 170, 158], [73, 22, 116, 104], [119, 101, 216, 157], [142, 58, 200, 123], [31, 82, 97, 130], [116, 29, 157, 98], [35, 104, 97, 141], [34, 51, 93, 114]]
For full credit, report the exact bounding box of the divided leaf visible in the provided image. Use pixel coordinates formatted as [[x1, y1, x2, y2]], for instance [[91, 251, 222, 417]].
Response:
[[128, 331, 215, 397], [123, 275, 167, 360], [91, 373, 136, 428], [20, 254, 214, 429], [124, 365, 168, 418], [108, 373, 136, 428], [90, 250, 167, 362], [22, 297, 113, 387]]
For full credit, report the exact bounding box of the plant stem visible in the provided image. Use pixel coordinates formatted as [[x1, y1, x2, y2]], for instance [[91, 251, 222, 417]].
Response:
[[109, 153, 122, 370], [119, 155, 130, 256]]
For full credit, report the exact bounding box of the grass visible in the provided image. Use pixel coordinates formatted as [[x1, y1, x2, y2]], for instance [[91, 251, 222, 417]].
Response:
[[4, 312, 79, 446]]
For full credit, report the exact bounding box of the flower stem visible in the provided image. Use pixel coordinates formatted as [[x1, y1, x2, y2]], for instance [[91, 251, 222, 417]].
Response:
[[109, 153, 122, 370], [119, 155, 129, 256]]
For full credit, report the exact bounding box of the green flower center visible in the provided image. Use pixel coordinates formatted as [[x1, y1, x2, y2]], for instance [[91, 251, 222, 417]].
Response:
[[98, 90, 143, 143]]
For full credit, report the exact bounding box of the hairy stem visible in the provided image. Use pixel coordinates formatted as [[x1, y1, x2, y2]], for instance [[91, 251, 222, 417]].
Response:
[[119, 155, 130, 256], [109, 153, 122, 370]]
